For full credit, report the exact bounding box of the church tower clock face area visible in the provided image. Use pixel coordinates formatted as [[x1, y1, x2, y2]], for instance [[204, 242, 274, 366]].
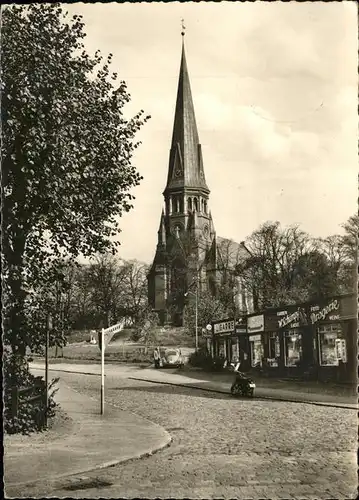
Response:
[[148, 31, 218, 325], [203, 224, 209, 239], [174, 167, 182, 178]]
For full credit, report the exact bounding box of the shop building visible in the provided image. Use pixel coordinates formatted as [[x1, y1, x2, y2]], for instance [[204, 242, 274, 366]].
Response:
[[309, 293, 357, 383], [210, 293, 357, 383], [258, 304, 314, 378], [245, 313, 265, 370], [211, 317, 246, 363]]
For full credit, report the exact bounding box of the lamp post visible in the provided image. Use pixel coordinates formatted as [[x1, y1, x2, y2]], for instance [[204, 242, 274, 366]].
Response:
[[184, 287, 198, 352], [184, 271, 198, 352], [232, 284, 239, 362], [233, 284, 237, 327], [206, 323, 213, 356]]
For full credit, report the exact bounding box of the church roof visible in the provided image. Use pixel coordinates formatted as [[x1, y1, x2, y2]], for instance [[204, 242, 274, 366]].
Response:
[[216, 237, 251, 271], [164, 41, 209, 194]]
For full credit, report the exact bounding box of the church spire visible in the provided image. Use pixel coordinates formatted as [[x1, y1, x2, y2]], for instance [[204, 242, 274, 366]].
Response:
[[164, 35, 209, 194], [157, 208, 166, 245]]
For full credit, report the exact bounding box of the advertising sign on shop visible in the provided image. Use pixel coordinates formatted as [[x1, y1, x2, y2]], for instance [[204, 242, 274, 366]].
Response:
[[213, 319, 235, 335], [277, 307, 308, 329], [235, 318, 247, 334], [275, 336, 280, 357], [278, 310, 300, 329], [235, 326, 247, 334], [335, 338, 347, 363], [310, 299, 340, 324], [247, 314, 264, 333], [249, 334, 261, 342]]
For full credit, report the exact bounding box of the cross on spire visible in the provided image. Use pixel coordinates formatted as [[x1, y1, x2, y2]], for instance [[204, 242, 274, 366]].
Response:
[[181, 18, 186, 37]]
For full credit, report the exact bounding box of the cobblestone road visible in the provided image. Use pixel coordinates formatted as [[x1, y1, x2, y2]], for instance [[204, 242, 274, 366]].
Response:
[[24, 371, 358, 499]]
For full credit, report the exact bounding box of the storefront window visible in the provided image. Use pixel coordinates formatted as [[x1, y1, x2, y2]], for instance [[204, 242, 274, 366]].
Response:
[[269, 333, 280, 359], [267, 333, 280, 367], [250, 336, 263, 367], [318, 324, 345, 366], [284, 330, 302, 367], [218, 340, 225, 358], [231, 338, 239, 361]]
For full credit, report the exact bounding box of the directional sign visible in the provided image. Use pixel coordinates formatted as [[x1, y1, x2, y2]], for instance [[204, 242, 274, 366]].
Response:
[[98, 319, 125, 352], [98, 318, 126, 416]]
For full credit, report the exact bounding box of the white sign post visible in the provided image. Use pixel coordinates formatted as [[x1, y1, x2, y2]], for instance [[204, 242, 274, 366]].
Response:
[[100, 328, 105, 415], [98, 320, 125, 415]]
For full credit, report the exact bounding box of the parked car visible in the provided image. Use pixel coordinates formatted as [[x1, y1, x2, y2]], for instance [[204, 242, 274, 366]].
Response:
[[160, 348, 184, 368]]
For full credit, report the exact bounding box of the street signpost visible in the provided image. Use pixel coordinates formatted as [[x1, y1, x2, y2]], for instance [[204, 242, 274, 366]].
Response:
[[45, 314, 53, 426], [98, 319, 125, 415]]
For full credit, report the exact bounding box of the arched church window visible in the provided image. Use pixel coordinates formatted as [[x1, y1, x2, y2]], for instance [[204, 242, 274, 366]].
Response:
[[173, 195, 180, 213], [204, 200, 207, 214], [188, 197, 192, 211], [194, 197, 198, 211], [179, 196, 184, 213]]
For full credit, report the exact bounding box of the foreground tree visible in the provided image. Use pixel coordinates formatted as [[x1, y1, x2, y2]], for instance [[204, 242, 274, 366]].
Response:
[[2, 4, 149, 432]]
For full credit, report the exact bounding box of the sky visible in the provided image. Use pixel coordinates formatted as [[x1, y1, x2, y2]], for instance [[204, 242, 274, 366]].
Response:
[[66, 1, 358, 264]]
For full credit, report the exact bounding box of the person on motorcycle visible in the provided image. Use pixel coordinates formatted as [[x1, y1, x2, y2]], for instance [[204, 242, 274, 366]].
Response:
[[230, 358, 256, 397], [230, 356, 241, 372]]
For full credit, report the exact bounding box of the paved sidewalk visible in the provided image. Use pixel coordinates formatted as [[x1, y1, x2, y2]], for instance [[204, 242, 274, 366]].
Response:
[[129, 367, 358, 409], [29, 361, 357, 409], [4, 377, 171, 496]]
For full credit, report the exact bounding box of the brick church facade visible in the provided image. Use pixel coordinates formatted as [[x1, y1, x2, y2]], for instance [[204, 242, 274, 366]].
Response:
[[147, 40, 250, 325]]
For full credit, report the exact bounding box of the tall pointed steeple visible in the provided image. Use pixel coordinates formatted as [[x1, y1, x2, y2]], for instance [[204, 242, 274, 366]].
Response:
[[164, 37, 209, 194], [148, 28, 219, 326]]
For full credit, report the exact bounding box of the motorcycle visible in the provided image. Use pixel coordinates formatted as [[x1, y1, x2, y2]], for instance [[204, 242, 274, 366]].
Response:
[[230, 370, 256, 398]]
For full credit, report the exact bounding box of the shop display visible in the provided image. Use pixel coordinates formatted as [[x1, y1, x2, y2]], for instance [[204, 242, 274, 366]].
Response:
[[335, 338, 347, 363], [269, 333, 280, 359], [250, 336, 263, 367], [318, 324, 343, 366], [218, 341, 225, 358], [284, 330, 302, 367], [231, 338, 239, 361]]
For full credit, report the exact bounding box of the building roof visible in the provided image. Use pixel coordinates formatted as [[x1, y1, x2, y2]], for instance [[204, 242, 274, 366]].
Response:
[[164, 41, 209, 194], [216, 237, 251, 271]]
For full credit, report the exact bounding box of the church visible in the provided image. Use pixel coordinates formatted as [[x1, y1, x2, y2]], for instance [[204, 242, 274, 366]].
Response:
[[147, 36, 250, 325]]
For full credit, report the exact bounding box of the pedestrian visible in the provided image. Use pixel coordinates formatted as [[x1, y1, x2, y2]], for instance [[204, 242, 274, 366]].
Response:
[[154, 347, 160, 369]]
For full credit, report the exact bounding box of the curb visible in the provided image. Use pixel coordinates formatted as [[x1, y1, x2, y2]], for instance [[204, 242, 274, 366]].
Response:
[[128, 376, 358, 411], [6, 380, 172, 489], [30, 364, 105, 377], [39, 367, 104, 377], [6, 436, 172, 489], [30, 365, 357, 410]]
